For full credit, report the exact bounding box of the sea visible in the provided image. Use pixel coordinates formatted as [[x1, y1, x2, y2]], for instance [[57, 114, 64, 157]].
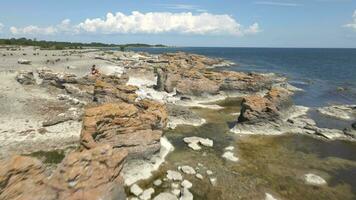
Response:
[[129, 47, 356, 107]]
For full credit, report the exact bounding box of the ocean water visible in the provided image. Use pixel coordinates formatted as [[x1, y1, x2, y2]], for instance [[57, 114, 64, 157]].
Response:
[[130, 47, 356, 107]]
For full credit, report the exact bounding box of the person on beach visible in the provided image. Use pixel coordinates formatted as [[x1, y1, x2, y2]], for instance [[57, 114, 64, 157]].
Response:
[[91, 64, 99, 75]]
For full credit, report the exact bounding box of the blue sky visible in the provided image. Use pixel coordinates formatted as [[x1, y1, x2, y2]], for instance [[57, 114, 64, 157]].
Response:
[[0, 0, 356, 47]]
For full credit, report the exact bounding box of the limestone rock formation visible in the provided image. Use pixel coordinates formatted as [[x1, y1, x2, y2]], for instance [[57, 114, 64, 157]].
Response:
[[0, 145, 128, 200], [80, 100, 168, 158]]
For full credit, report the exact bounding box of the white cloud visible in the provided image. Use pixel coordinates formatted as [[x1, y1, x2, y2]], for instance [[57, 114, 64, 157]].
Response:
[[9, 11, 261, 37], [10, 19, 74, 35], [77, 11, 260, 36], [254, 1, 301, 6], [344, 10, 356, 30], [0, 23, 4, 32]]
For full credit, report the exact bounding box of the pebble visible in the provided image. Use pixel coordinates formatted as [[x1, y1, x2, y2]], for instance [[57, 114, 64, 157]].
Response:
[[304, 173, 327, 185], [181, 180, 193, 189], [196, 173, 203, 180], [130, 184, 143, 196], [265, 193, 278, 200], [139, 188, 155, 200], [180, 188, 193, 200], [171, 183, 180, 189], [171, 189, 181, 196], [180, 165, 196, 175], [206, 170, 213, 175], [209, 177, 217, 186], [224, 146, 234, 151], [167, 170, 183, 181], [222, 151, 239, 162], [153, 179, 162, 186]]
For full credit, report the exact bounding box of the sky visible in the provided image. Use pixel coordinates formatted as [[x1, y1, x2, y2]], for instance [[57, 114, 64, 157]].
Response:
[[0, 0, 356, 48]]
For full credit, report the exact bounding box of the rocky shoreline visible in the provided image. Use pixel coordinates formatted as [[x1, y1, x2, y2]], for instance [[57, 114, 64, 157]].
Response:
[[0, 47, 355, 199]]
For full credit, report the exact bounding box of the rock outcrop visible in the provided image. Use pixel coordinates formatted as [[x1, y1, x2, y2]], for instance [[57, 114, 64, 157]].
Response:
[[154, 52, 276, 96], [0, 145, 127, 200], [80, 100, 168, 158], [237, 87, 292, 124]]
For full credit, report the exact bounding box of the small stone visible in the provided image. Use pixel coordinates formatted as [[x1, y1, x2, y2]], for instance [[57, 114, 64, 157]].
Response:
[[181, 165, 196, 175], [209, 177, 217, 186], [153, 179, 162, 186], [222, 152, 239, 162], [180, 188, 193, 200], [171, 189, 181, 196], [304, 173, 327, 186], [130, 184, 143, 196], [200, 138, 213, 147], [167, 170, 183, 181], [171, 183, 179, 189], [188, 143, 201, 151], [181, 180, 193, 189], [197, 163, 204, 167], [153, 192, 178, 200], [224, 146, 234, 151], [206, 170, 213, 175], [140, 188, 155, 200], [265, 193, 278, 200], [196, 173, 203, 180]]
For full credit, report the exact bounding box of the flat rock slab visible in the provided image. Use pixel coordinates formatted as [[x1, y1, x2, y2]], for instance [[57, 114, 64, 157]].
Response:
[[166, 170, 183, 181], [304, 173, 327, 186], [183, 136, 214, 151]]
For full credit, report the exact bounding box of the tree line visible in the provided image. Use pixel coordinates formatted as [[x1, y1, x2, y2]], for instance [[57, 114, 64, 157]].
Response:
[[0, 37, 166, 50]]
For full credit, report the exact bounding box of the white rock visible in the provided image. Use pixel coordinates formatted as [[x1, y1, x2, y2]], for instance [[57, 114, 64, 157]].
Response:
[[180, 188, 193, 200], [181, 180, 193, 189], [140, 188, 155, 200], [167, 170, 183, 181], [209, 177, 217, 186], [130, 184, 143, 196], [265, 193, 278, 200], [171, 189, 181, 196], [153, 192, 178, 200], [222, 152, 239, 162], [304, 173, 327, 185], [153, 179, 162, 186], [206, 170, 213, 175], [188, 143, 201, 151], [171, 183, 180, 189], [183, 136, 214, 151], [200, 138, 213, 147], [196, 173, 203, 180], [181, 165, 196, 175], [224, 146, 234, 151]]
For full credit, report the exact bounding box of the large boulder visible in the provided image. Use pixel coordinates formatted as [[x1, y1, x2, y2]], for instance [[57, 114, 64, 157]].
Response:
[[0, 156, 57, 200], [38, 69, 78, 88], [0, 145, 128, 200], [238, 87, 292, 124], [48, 144, 127, 200], [15, 71, 36, 85], [80, 100, 168, 158]]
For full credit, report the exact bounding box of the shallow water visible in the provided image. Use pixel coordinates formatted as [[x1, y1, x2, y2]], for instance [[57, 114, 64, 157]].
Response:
[[135, 98, 356, 200]]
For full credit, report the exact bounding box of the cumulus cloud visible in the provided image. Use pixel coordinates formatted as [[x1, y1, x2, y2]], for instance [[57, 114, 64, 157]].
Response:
[[344, 10, 356, 30], [77, 11, 260, 36], [9, 11, 261, 36], [0, 23, 4, 32], [10, 19, 73, 35]]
